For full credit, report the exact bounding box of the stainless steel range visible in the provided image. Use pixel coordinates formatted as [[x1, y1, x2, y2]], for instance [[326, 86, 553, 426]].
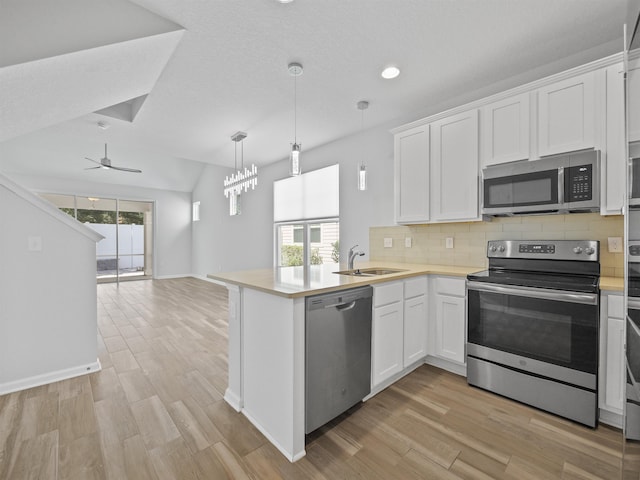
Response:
[[466, 239, 600, 427]]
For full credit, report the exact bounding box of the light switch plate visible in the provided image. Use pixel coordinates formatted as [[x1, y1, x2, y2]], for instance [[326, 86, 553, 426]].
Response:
[[445, 237, 454, 249], [384, 237, 393, 248], [405, 237, 412, 248], [608, 237, 622, 253]]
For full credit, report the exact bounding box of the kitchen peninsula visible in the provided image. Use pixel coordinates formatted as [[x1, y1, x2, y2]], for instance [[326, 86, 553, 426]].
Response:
[[209, 262, 623, 462], [208, 261, 482, 461]]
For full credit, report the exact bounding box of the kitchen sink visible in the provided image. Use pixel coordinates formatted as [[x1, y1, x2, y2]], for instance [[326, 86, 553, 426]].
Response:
[[334, 267, 408, 276]]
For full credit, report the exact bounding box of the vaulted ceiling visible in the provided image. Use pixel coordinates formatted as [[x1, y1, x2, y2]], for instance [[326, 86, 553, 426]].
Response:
[[0, 0, 627, 192]]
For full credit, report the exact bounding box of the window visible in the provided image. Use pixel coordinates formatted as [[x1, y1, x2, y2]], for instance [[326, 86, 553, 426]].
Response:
[[273, 165, 339, 267]]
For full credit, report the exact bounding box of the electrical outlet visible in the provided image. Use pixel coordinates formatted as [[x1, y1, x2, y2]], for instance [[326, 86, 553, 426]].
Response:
[[608, 237, 622, 253], [384, 237, 393, 248], [405, 237, 412, 248], [445, 237, 454, 249]]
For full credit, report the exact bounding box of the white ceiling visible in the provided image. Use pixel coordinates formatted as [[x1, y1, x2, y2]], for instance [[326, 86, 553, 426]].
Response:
[[0, 0, 627, 192]]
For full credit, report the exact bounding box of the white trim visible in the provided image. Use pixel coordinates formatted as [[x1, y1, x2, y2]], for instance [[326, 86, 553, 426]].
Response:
[[154, 273, 192, 280], [0, 360, 102, 395], [0, 173, 104, 242], [599, 408, 623, 428], [391, 52, 624, 135], [224, 388, 243, 412], [425, 355, 467, 377], [192, 274, 227, 286], [242, 409, 306, 462]]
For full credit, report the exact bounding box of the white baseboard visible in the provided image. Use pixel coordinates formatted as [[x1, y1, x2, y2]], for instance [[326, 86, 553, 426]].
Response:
[[191, 274, 226, 286], [0, 359, 102, 395], [242, 408, 306, 463], [599, 408, 623, 429], [425, 355, 467, 377], [154, 274, 192, 280], [224, 388, 243, 412]]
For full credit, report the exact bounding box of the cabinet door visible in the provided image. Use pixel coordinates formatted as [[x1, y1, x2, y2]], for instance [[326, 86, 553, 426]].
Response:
[[403, 295, 427, 367], [430, 110, 479, 222], [483, 93, 530, 166], [434, 293, 466, 364], [602, 63, 625, 215], [604, 317, 625, 414], [372, 302, 403, 387], [629, 56, 640, 143], [394, 125, 430, 224], [537, 71, 595, 156]]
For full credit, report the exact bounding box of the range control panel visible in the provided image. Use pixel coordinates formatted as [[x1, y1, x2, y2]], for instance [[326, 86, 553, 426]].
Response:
[[487, 240, 599, 261]]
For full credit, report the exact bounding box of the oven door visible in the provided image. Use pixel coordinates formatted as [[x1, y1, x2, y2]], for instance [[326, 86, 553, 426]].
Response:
[[467, 281, 599, 389]]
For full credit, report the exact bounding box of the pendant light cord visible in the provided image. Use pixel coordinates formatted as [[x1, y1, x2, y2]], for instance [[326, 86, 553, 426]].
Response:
[[294, 73, 297, 143]]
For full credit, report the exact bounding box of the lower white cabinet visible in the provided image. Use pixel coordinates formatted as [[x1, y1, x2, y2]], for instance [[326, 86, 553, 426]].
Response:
[[372, 300, 404, 386], [372, 277, 428, 388], [599, 292, 625, 423], [431, 276, 466, 366]]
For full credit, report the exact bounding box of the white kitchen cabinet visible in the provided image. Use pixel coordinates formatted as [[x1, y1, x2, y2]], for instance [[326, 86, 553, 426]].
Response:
[[430, 109, 480, 222], [403, 277, 428, 367], [372, 281, 404, 387], [431, 277, 466, 366], [599, 292, 625, 425], [394, 125, 430, 224], [600, 63, 625, 215], [372, 277, 428, 388], [482, 92, 530, 166], [629, 56, 640, 142], [537, 71, 596, 156]]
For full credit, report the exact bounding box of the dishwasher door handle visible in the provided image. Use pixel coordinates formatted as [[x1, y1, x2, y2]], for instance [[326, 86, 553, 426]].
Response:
[[324, 301, 357, 311]]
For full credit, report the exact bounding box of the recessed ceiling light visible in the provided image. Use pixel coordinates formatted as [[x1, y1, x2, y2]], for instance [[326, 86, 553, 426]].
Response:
[[381, 66, 400, 79], [278, 0, 294, 3]]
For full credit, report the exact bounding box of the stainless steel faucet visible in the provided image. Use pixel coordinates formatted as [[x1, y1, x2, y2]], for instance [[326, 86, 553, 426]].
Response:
[[348, 244, 365, 270]]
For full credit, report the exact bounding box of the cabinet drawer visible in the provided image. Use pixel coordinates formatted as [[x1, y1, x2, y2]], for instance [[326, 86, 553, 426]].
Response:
[[404, 276, 428, 299], [373, 281, 403, 307], [607, 294, 624, 319], [435, 277, 465, 297]]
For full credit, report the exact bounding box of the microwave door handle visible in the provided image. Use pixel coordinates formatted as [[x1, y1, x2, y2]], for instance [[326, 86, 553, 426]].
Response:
[[466, 281, 597, 305], [558, 166, 565, 203]]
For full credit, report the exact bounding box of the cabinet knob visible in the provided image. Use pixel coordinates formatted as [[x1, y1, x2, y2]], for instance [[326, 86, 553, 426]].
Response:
[[585, 247, 595, 255], [573, 247, 583, 254]]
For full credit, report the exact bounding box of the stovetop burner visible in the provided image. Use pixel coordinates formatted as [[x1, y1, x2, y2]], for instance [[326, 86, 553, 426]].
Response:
[[468, 240, 600, 293]]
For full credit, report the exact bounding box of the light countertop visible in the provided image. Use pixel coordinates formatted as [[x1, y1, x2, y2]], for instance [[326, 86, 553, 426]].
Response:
[[208, 261, 625, 297], [208, 261, 480, 298]]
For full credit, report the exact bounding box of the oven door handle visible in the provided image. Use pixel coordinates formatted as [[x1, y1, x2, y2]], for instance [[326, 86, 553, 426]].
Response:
[[466, 281, 598, 305]]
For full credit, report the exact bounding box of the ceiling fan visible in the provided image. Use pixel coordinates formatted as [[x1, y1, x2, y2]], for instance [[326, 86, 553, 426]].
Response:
[[85, 143, 142, 173]]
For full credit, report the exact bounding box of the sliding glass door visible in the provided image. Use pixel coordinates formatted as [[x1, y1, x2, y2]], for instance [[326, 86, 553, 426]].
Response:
[[39, 193, 154, 283]]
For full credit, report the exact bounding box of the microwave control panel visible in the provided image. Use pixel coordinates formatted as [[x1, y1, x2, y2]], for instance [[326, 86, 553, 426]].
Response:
[[565, 164, 593, 202]]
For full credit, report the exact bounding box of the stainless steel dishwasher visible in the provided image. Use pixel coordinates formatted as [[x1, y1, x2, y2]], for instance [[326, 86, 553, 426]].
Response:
[[305, 285, 373, 434]]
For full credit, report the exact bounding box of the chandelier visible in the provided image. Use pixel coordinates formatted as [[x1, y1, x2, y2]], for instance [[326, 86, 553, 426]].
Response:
[[223, 131, 257, 215]]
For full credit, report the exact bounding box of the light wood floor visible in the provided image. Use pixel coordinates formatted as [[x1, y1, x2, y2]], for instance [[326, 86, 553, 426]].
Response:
[[0, 277, 624, 479]]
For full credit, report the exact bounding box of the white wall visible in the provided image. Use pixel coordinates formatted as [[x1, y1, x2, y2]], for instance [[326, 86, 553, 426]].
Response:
[[0, 181, 100, 392], [7, 174, 192, 278], [191, 122, 395, 276]]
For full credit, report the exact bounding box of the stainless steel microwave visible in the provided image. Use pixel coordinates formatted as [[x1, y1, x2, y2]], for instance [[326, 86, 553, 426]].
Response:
[[482, 150, 600, 216], [629, 143, 640, 207]]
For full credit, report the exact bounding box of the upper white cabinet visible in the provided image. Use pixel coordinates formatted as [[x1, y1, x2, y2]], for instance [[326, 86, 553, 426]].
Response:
[[602, 62, 625, 215], [482, 93, 530, 166], [537, 71, 596, 157], [430, 109, 480, 222], [394, 125, 430, 223], [629, 56, 640, 142]]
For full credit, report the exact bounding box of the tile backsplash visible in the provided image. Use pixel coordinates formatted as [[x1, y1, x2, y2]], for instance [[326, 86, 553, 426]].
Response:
[[369, 213, 624, 277]]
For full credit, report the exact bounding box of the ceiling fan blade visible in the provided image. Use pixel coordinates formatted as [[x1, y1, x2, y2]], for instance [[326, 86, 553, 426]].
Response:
[[109, 165, 142, 173], [85, 157, 102, 166], [84, 166, 102, 170]]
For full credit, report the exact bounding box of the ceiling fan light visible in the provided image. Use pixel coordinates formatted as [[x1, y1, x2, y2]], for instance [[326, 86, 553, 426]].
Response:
[[381, 66, 400, 79]]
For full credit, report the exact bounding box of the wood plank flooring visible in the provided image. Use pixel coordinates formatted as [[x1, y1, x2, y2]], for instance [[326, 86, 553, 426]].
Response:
[[0, 277, 623, 479]]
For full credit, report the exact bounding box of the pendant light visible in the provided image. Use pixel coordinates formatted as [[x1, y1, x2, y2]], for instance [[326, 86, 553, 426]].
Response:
[[357, 100, 369, 191], [223, 131, 258, 216], [288, 62, 303, 176]]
